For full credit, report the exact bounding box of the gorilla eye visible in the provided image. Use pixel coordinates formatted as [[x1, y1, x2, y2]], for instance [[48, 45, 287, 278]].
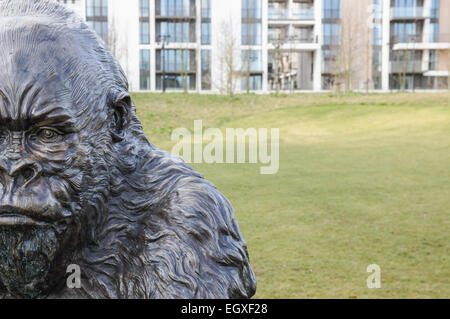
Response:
[[37, 128, 62, 143], [0, 129, 7, 144]]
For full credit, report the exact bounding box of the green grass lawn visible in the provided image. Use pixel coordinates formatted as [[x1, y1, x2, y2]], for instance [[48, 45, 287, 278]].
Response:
[[131, 92, 450, 298]]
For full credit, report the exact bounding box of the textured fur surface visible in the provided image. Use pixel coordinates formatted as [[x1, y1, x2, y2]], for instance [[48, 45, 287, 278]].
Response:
[[0, 0, 256, 299]]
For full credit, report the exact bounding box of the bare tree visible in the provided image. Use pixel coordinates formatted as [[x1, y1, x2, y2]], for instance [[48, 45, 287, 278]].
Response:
[[445, 48, 450, 90], [335, 7, 362, 93], [107, 15, 120, 60], [216, 19, 240, 98]]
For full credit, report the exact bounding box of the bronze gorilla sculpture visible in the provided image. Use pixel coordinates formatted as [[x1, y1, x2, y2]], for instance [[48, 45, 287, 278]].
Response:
[[0, 0, 256, 299]]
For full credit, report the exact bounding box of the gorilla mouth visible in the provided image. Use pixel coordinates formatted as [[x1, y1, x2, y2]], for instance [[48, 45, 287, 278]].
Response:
[[0, 213, 42, 226], [0, 210, 50, 226]]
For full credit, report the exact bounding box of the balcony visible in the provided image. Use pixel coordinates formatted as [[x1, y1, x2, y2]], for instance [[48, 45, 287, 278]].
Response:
[[268, 8, 288, 20], [269, 35, 315, 45], [390, 61, 422, 73], [391, 34, 423, 44], [391, 7, 425, 19], [292, 9, 315, 20], [268, 8, 315, 21]]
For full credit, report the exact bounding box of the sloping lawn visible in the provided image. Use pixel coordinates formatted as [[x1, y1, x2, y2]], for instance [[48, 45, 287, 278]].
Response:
[[132, 92, 450, 298]]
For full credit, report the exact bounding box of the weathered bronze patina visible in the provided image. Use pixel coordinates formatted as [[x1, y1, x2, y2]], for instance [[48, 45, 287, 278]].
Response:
[[0, 0, 256, 299]]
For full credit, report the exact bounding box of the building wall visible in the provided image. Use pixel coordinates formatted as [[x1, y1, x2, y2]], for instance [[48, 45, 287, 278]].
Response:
[[438, 0, 450, 73], [56, 0, 449, 92]]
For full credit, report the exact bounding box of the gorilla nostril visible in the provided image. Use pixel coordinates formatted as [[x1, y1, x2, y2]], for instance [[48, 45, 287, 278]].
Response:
[[22, 167, 35, 182]]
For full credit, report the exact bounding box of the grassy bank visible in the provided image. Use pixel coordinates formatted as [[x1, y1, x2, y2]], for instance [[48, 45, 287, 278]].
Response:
[[131, 92, 450, 298]]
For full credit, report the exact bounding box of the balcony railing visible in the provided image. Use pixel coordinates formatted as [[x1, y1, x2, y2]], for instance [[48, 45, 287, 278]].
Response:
[[292, 9, 315, 20], [268, 9, 288, 20], [269, 8, 315, 20], [391, 34, 423, 44], [391, 7, 424, 19], [269, 36, 315, 45], [390, 60, 422, 73]]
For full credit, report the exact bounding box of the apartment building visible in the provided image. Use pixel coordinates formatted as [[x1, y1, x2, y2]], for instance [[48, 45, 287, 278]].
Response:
[[55, 0, 449, 92]]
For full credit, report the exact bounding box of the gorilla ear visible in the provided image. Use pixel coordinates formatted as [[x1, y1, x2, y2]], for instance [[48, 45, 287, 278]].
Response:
[[110, 93, 132, 143]]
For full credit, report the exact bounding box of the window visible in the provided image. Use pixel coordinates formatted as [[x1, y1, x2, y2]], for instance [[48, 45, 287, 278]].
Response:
[[373, 0, 383, 19], [242, 50, 262, 91], [372, 49, 382, 89], [156, 49, 196, 72], [429, 50, 437, 70], [140, 50, 150, 90], [140, 0, 150, 44], [322, 23, 341, 45], [201, 50, 211, 90], [242, 0, 261, 45], [156, 49, 196, 91], [242, 23, 262, 45], [430, 0, 439, 18], [156, 21, 195, 43], [201, 0, 211, 45], [201, 23, 211, 45], [86, 0, 108, 42], [242, 75, 262, 91], [140, 0, 149, 18], [321, 49, 338, 73], [242, 50, 262, 73], [201, 0, 210, 18], [430, 22, 439, 42], [323, 0, 340, 19], [156, 74, 196, 90], [140, 22, 150, 44], [158, 0, 194, 17], [372, 23, 382, 46], [242, 0, 261, 19], [392, 0, 424, 18], [392, 22, 422, 43]]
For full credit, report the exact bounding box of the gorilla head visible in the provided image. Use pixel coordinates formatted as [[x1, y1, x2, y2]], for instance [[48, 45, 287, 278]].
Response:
[[0, 0, 256, 299]]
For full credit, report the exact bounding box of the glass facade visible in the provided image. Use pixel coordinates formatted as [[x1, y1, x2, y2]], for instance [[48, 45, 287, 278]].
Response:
[[242, 50, 262, 91], [391, 21, 423, 43], [242, 0, 262, 45], [157, 0, 195, 17], [156, 49, 196, 73], [86, 0, 108, 42], [392, 0, 424, 18], [201, 0, 211, 45], [140, 49, 151, 90], [322, 23, 341, 45], [429, 50, 437, 71], [140, 0, 150, 44], [156, 49, 196, 91], [430, 0, 439, 18], [372, 0, 382, 90], [322, 0, 341, 89], [201, 49, 211, 90], [75, 0, 447, 92], [156, 21, 195, 43], [323, 0, 341, 19]]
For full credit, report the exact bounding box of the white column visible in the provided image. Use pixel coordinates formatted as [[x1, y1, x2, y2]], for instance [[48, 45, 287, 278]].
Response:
[[150, 0, 156, 91], [111, 0, 140, 92], [196, 0, 202, 92], [262, 0, 269, 92], [381, 0, 390, 91], [313, 0, 322, 91], [422, 0, 431, 46], [79, 0, 86, 19]]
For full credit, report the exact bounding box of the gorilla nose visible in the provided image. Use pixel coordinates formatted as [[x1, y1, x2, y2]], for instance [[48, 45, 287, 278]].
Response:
[[0, 160, 41, 189]]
